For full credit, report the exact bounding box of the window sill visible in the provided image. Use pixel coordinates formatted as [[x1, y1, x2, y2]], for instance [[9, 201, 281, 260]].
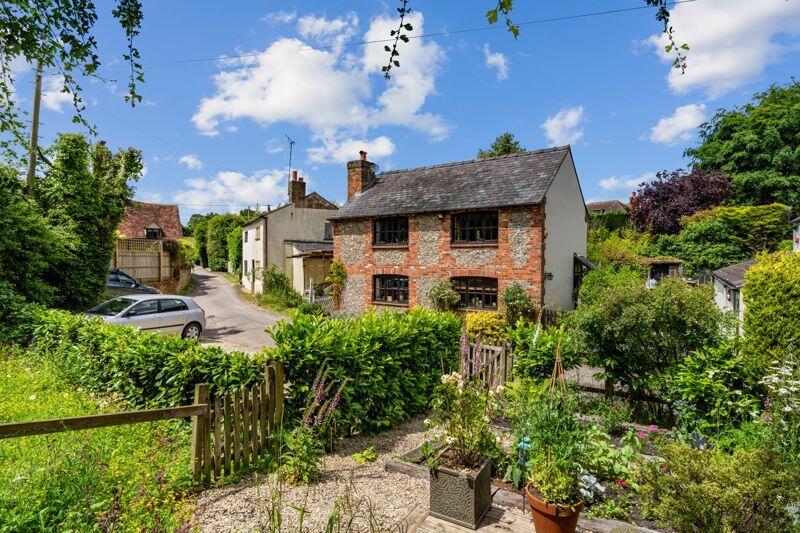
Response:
[[372, 301, 409, 308], [450, 242, 499, 249], [372, 244, 409, 250], [459, 307, 499, 312]]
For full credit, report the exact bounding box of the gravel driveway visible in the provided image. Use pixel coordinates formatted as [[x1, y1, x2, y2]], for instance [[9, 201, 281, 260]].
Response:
[[189, 268, 286, 353], [197, 416, 428, 532]]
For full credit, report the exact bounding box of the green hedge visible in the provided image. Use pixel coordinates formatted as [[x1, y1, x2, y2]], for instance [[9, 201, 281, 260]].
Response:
[[267, 309, 461, 435], [0, 304, 265, 408], [743, 250, 800, 371]]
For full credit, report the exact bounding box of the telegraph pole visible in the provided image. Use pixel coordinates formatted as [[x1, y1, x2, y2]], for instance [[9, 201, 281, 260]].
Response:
[[25, 62, 43, 194]]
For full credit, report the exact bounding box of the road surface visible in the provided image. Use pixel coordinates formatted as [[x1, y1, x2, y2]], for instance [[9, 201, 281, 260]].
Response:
[[189, 268, 285, 352]]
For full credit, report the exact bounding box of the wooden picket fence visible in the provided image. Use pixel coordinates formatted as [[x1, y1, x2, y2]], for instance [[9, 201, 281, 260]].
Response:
[[0, 362, 284, 486], [460, 341, 514, 388], [191, 362, 284, 483]]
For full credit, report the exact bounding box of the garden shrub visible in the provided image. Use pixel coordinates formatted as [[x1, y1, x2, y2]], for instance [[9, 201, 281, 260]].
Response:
[[0, 304, 265, 408], [664, 338, 761, 435], [427, 279, 460, 311], [465, 311, 507, 344], [682, 203, 790, 255], [589, 211, 630, 232], [638, 440, 799, 533], [227, 226, 243, 272], [267, 309, 461, 435], [508, 323, 581, 379], [178, 237, 199, 267], [501, 283, 538, 324], [257, 264, 303, 310], [569, 271, 722, 395], [743, 251, 800, 372]]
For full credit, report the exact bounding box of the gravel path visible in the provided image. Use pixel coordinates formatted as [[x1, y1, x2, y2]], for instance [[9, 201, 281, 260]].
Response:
[[197, 416, 428, 532]]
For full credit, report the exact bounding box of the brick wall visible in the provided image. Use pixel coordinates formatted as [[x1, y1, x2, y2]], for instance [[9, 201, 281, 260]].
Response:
[[332, 206, 545, 313]]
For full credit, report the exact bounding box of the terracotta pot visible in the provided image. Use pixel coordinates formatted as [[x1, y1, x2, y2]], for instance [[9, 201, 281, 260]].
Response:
[[525, 484, 584, 533]]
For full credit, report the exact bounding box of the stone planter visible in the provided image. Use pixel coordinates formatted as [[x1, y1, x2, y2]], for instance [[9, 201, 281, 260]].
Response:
[[429, 453, 492, 530]]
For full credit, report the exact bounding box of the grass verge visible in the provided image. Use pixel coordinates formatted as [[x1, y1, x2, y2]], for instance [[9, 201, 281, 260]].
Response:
[[0, 346, 196, 531], [224, 272, 297, 315]]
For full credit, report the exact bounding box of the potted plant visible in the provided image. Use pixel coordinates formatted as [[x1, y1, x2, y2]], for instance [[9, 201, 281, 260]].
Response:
[[507, 354, 603, 533], [422, 332, 503, 529]]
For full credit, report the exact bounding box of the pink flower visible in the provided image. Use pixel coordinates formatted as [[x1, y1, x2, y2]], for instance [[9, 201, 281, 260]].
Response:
[[637, 430, 647, 439], [614, 479, 629, 488], [647, 424, 659, 432]]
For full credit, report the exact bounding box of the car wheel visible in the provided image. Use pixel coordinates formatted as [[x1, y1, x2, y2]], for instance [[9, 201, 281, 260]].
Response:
[[182, 322, 202, 339]]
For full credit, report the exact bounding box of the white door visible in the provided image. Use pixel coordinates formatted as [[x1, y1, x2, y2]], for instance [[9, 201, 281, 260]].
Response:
[[122, 300, 161, 331]]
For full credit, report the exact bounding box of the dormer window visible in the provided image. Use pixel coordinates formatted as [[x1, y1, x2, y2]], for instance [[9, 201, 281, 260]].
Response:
[[373, 217, 408, 246], [145, 225, 163, 239]]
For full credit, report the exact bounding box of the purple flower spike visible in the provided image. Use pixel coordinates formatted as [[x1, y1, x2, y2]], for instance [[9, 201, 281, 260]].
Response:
[[472, 337, 484, 375]]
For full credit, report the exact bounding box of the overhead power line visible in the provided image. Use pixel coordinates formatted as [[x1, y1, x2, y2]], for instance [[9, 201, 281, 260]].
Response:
[[173, 0, 699, 64]]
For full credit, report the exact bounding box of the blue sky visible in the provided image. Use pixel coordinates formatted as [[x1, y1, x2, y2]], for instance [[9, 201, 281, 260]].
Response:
[[10, 0, 800, 222]]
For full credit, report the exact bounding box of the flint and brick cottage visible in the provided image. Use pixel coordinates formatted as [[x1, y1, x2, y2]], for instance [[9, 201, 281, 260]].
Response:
[[328, 146, 588, 313]]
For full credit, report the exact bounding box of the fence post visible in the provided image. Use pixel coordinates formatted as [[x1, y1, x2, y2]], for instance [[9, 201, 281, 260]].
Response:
[[191, 383, 210, 483], [273, 362, 284, 424]]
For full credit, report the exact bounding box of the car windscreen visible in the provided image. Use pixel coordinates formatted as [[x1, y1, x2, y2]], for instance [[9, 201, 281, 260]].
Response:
[[88, 297, 136, 316]]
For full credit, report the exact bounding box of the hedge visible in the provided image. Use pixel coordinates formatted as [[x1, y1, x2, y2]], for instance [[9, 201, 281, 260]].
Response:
[[743, 250, 800, 371], [267, 309, 461, 435], [0, 303, 265, 408]]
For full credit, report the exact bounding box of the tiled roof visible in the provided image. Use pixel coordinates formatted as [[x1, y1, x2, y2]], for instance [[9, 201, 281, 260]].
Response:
[[587, 200, 628, 213], [118, 201, 183, 240], [713, 259, 758, 289], [329, 146, 571, 220], [287, 240, 334, 253]]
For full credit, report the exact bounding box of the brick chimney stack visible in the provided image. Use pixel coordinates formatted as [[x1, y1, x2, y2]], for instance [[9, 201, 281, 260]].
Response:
[[346, 150, 376, 201], [288, 170, 306, 204]]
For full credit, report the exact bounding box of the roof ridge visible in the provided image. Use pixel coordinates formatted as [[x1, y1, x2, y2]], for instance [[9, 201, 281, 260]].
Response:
[[378, 145, 570, 176]]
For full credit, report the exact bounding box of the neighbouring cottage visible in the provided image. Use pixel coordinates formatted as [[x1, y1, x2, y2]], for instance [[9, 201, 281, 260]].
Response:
[[118, 201, 183, 239], [586, 199, 628, 215], [328, 147, 588, 314], [712, 259, 758, 326], [241, 171, 337, 296]]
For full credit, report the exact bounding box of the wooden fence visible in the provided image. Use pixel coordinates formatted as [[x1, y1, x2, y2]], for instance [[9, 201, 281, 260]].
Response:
[[0, 362, 284, 485], [460, 341, 514, 388], [112, 238, 176, 284], [193, 362, 285, 483]]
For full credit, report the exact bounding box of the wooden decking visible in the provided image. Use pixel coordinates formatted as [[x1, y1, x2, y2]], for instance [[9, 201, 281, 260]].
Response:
[[408, 506, 531, 532]]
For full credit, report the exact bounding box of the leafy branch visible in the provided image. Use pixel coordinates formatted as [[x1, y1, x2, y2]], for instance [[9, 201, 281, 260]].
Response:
[[645, 0, 689, 73], [382, 0, 413, 79], [486, 0, 519, 39]]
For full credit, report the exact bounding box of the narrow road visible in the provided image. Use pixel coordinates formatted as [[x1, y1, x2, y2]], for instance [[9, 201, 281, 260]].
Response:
[[189, 268, 285, 352]]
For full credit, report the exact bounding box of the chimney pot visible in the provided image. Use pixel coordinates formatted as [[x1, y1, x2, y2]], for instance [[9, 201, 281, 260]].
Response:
[[291, 170, 298, 181], [299, 177, 304, 182], [347, 153, 375, 201], [359, 150, 367, 161]]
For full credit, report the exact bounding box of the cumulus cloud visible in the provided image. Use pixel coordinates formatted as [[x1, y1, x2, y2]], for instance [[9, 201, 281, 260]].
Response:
[[192, 11, 446, 163], [541, 106, 585, 146], [179, 154, 204, 170], [307, 135, 395, 164], [298, 12, 359, 50], [483, 44, 509, 80], [41, 76, 73, 112], [174, 168, 288, 213], [649, 104, 706, 145], [600, 171, 656, 191], [646, 0, 800, 97]]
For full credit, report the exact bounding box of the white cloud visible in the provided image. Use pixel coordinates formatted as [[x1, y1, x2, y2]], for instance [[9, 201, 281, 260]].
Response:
[[483, 44, 509, 81], [266, 139, 285, 154], [307, 135, 395, 164], [178, 154, 204, 170], [192, 11, 447, 162], [174, 168, 288, 213], [137, 191, 162, 203], [649, 104, 706, 145], [41, 75, 73, 112], [646, 0, 800, 97], [261, 10, 296, 25], [297, 12, 359, 50], [541, 106, 585, 146], [140, 164, 148, 177], [600, 171, 656, 191]]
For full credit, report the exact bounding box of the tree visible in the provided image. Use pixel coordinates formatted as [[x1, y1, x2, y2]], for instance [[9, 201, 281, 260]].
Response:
[[687, 81, 800, 214], [206, 214, 244, 271], [1, 1, 144, 151], [36, 135, 141, 309], [629, 168, 731, 235], [651, 219, 749, 279], [194, 219, 210, 269], [568, 270, 721, 395], [227, 226, 243, 273], [477, 132, 525, 158]]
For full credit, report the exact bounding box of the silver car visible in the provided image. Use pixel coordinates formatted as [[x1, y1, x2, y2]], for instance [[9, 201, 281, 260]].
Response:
[[87, 294, 206, 339]]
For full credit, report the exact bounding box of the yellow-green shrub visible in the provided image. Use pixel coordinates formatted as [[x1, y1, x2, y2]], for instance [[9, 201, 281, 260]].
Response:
[[743, 250, 800, 371], [465, 311, 508, 344]]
